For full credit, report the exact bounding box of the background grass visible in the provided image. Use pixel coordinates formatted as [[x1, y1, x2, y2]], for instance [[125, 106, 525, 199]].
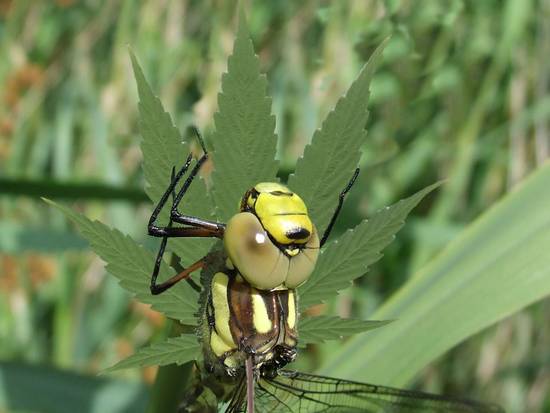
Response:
[[1, 1, 549, 412]]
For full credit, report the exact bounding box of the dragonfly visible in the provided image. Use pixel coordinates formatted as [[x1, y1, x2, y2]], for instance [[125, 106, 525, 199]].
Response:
[[146, 128, 503, 413]]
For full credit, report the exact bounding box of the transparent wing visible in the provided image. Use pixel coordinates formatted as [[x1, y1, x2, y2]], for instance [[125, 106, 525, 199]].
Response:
[[224, 377, 247, 413], [256, 370, 504, 413], [180, 375, 246, 413]]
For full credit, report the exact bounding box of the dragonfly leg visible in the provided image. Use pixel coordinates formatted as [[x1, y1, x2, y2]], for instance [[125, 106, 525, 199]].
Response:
[[260, 345, 296, 379], [150, 257, 205, 295], [245, 356, 255, 413], [320, 168, 360, 247]]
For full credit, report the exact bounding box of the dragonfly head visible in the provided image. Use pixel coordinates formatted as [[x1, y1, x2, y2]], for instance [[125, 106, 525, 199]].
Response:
[[240, 182, 313, 246], [223, 183, 319, 290]]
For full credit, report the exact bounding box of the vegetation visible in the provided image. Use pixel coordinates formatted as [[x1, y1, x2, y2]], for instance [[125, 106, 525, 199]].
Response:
[[1, 2, 549, 413]]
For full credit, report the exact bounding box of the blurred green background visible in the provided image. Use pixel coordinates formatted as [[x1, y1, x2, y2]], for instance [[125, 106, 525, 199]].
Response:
[[1, 0, 549, 412]]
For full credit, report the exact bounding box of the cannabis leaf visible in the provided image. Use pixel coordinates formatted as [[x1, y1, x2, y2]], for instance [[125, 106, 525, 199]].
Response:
[[131, 51, 215, 266], [299, 183, 441, 310], [106, 334, 200, 371], [130, 50, 188, 212], [298, 316, 392, 346], [45, 199, 199, 325], [210, 10, 279, 221], [287, 40, 387, 235]]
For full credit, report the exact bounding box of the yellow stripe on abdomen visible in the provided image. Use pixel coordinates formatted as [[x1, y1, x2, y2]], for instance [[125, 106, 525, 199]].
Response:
[[210, 330, 233, 357], [211, 272, 236, 351], [251, 288, 272, 333], [287, 290, 296, 329]]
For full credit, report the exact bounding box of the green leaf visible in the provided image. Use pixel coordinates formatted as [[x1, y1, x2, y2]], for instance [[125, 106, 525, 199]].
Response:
[[287, 40, 387, 234], [45, 199, 199, 325], [105, 335, 200, 371], [130, 51, 215, 266], [299, 182, 441, 310], [130, 50, 187, 208], [210, 10, 279, 221], [298, 316, 392, 346], [0, 361, 148, 413], [320, 164, 550, 386]]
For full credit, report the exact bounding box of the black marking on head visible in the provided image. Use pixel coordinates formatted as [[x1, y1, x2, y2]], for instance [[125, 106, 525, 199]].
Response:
[[285, 227, 311, 240], [240, 188, 259, 212], [275, 212, 307, 216], [269, 190, 293, 197]]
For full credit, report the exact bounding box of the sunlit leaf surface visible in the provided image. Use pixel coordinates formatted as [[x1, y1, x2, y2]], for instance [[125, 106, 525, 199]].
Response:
[[299, 183, 441, 310], [287, 41, 386, 234], [106, 335, 200, 371], [46, 199, 199, 325], [210, 10, 279, 221], [131, 51, 215, 266], [298, 315, 392, 346]]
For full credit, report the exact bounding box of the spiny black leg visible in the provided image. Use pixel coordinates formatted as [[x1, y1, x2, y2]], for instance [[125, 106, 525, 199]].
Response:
[[150, 235, 171, 294], [149, 168, 213, 294], [169, 131, 224, 232], [150, 167, 178, 294], [320, 168, 360, 247], [148, 133, 222, 294], [147, 128, 227, 294], [168, 188, 203, 293], [170, 165, 177, 201], [149, 226, 223, 238], [148, 154, 193, 234], [170, 152, 210, 223], [190, 125, 207, 155], [147, 136, 224, 236]]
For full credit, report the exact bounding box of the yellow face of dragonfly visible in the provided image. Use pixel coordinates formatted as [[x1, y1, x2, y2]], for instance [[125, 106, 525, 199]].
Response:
[[223, 183, 319, 290]]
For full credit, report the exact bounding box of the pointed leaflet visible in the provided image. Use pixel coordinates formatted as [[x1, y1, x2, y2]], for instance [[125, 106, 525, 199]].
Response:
[[210, 11, 279, 221], [45, 199, 199, 325], [130, 51, 214, 265], [105, 334, 200, 371], [299, 183, 441, 310], [298, 316, 392, 346], [130, 50, 186, 210], [287, 41, 387, 235]]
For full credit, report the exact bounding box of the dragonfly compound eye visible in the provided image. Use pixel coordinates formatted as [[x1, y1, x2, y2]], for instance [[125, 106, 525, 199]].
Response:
[[224, 212, 288, 290], [284, 226, 319, 288], [224, 212, 320, 290]]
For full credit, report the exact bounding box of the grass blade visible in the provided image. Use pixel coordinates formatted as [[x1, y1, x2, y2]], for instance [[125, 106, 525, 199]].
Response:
[[320, 164, 550, 386]]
